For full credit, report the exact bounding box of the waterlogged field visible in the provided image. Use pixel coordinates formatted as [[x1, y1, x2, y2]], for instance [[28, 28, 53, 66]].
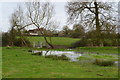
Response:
[[76, 47, 118, 54], [2, 47, 118, 78]]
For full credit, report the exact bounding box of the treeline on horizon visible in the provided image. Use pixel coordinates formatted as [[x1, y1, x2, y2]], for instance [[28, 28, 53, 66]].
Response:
[[1, 1, 120, 48]]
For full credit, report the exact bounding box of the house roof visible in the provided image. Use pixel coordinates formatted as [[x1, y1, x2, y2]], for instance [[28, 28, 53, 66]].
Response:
[[28, 28, 44, 32]]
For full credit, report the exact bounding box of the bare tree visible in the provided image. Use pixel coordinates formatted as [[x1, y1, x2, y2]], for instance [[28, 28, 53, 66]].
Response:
[[66, 1, 117, 46], [10, 2, 56, 48], [46, 20, 59, 45], [62, 25, 70, 37], [10, 6, 33, 46], [26, 2, 55, 48]]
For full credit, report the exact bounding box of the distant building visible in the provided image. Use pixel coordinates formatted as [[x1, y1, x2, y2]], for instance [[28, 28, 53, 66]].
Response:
[[28, 28, 44, 36], [28, 28, 58, 36]]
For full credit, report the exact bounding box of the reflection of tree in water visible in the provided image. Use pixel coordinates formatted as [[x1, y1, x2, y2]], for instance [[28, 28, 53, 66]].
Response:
[[44, 50, 49, 55]]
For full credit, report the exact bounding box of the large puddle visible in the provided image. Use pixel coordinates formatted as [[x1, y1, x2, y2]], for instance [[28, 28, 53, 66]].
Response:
[[32, 50, 82, 61], [31, 50, 118, 64]]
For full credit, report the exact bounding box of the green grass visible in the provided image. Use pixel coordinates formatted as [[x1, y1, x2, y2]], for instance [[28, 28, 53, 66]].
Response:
[[76, 47, 118, 54], [27, 36, 80, 46], [2, 47, 118, 78], [78, 54, 118, 61]]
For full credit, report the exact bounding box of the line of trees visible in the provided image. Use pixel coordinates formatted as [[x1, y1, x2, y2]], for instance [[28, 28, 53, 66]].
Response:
[[66, 1, 118, 47], [4, 2, 57, 48], [2, 1, 118, 48]]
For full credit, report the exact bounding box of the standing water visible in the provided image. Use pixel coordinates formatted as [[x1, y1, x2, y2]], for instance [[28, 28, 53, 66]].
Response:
[[31, 50, 118, 64], [32, 50, 82, 62]]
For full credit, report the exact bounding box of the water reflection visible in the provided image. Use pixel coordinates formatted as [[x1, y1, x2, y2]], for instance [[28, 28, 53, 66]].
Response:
[[32, 50, 118, 64], [32, 50, 82, 62]]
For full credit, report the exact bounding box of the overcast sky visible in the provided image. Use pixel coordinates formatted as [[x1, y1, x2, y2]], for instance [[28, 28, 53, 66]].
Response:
[[0, 2, 68, 32], [0, 0, 119, 32]]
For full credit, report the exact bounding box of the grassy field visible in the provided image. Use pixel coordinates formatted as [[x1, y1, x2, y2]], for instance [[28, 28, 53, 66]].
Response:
[[27, 36, 80, 46], [76, 47, 118, 54], [2, 47, 118, 78]]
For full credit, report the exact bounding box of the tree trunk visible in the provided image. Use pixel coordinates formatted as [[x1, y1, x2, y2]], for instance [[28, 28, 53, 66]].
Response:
[[38, 28, 54, 49], [43, 36, 54, 49], [94, 2, 102, 46], [19, 29, 28, 47]]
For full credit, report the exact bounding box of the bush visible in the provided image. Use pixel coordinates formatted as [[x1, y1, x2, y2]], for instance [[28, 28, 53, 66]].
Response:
[[28, 50, 33, 52], [70, 31, 81, 38], [6, 46, 11, 49], [14, 38, 31, 47], [71, 38, 87, 48], [32, 52, 42, 55], [2, 32, 31, 47], [2, 33, 10, 46], [13, 38, 21, 46], [58, 54, 70, 60], [45, 54, 69, 60], [93, 59, 114, 66], [45, 55, 55, 58]]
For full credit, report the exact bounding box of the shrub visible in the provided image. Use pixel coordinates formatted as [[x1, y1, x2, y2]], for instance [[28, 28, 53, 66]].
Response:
[[32, 52, 42, 55], [2, 33, 10, 46], [6, 46, 11, 49], [28, 50, 33, 52], [14, 38, 31, 47], [45, 55, 56, 58], [51, 55, 60, 60], [2, 32, 31, 47], [45, 54, 69, 60], [58, 54, 70, 60], [13, 38, 21, 46], [93, 59, 114, 66], [71, 38, 87, 48]]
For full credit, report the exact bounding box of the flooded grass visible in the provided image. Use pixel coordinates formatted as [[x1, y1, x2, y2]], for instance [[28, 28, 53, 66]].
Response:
[[76, 47, 118, 54], [31, 50, 82, 61], [2, 47, 118, 78], [31, 49, 118, 64]]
